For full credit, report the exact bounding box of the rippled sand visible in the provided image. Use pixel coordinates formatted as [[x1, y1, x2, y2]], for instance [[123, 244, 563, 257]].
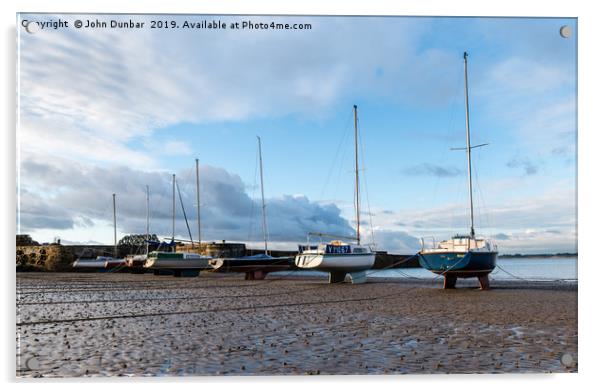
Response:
[[16, 272, 577, 377]]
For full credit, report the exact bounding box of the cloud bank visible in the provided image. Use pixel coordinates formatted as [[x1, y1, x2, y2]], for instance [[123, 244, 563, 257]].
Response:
[[18, 159, 354, 244]]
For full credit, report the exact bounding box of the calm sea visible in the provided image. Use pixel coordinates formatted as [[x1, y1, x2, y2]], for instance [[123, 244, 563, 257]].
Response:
[[372, 257, 577, 281], [275, 257, 577, 281]]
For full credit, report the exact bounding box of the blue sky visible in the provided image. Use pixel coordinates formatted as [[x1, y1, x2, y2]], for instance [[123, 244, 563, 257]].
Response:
[[17, 14, 577, 253]]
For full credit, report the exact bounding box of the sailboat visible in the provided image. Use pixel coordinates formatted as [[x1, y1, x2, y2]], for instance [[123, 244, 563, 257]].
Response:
[[144, 167, 212, 277], [209, 136, 294, 280], [294, 105, 375, 284], [104, 193, 127, 268], [125, 185, 151, 273], [418, 52, 498, 290]]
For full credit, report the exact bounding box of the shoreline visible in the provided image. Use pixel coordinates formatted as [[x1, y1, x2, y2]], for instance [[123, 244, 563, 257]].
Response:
[[16, 273, 577, 376]]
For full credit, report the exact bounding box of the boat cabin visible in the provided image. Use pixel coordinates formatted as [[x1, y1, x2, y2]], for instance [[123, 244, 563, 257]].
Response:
[[298, 241, 371, 255], [423, 235, 496, 253], [147, 251, 205, 260]]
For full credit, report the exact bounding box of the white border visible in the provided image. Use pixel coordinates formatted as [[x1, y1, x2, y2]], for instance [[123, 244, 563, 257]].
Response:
[[3, 1, 599, 390]]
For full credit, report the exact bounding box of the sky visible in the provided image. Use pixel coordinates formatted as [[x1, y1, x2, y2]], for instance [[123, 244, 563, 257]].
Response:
[[16, 14, 577, 254]]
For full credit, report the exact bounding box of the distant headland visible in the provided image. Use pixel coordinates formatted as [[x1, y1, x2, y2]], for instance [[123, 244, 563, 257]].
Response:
[[499, 253, 577, 258]]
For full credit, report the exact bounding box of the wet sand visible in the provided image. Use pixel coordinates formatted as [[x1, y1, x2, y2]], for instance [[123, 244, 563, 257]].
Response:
[[16, 272, 577, 377]]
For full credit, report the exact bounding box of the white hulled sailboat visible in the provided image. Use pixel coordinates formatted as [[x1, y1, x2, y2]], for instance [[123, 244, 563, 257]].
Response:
[[294, 105, 375, 283]]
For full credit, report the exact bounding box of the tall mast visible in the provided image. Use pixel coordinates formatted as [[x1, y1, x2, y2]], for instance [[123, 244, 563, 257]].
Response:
[[145, 185, 149, 255], [353, 105, 361, 245], [195, 158, 202, 248], [176, 179, 194, 245], [172, 174, 176, 242], [112, 193, 117, 257], [463, 52, 476, 240], [257, 136, 268, 255]]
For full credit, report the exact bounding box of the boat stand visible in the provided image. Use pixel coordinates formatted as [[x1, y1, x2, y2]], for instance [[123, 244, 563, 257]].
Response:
[[443, 275, 457, 289], [348, 271, 367, 284], [478, 275, 490, 290], [328, 271, 367, 284], [329, 271, 346, 283]]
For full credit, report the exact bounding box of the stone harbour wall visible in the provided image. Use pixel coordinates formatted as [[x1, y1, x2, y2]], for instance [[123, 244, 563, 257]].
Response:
[[16, 245, 75, 272]]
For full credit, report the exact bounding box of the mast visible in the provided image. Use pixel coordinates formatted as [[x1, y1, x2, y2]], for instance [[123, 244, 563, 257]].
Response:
[[112, 193, 117, 257], [145, 185, 149, 255], [176, 179, 194, 245], [353, 105, 361, 245], [463, 52, 476, 240], [195, 158, 201, 248], [172, 174, 176, 243], [257, 136, 268, 255]]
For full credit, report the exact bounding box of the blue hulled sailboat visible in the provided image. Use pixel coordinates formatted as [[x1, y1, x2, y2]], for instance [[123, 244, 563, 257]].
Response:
[[418, 52, 497, 289]]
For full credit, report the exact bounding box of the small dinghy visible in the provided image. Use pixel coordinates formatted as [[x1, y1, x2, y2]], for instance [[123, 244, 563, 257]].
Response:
[[72, 256, 111, 269], [72, 256, 124, 270]]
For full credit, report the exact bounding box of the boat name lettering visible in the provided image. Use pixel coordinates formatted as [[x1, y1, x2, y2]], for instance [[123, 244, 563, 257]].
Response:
[[326, 245, 351, 254]]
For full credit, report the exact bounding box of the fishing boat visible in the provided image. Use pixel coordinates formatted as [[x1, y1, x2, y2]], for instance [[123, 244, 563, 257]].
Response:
[[418, 52, 497, 290], [294, 105, 375, 284], [209, 137, 294, 280]]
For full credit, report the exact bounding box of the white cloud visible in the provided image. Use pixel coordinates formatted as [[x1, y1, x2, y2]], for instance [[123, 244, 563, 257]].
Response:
[[18, 158, 354, 245], [478, 57, 576, 155], [17, 15, 460, 169], [486, 57, 571, 94], [367, 185, 576, 253], [16, 15, 577, 254], [492, 229, 577, 254], [371, 229, 421, 254], [157, 140, 193, 156]]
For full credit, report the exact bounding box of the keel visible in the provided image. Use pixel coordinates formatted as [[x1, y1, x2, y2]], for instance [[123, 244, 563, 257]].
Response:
[[443, 274, 457, 289], [245, 270, 267, 280], [174, 269, 200, 278], [329, 271, 346, 283], [478, 274, 490, 290]]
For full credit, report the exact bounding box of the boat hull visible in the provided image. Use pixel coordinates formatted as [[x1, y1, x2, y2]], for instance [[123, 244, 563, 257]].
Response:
[[144, 254, 211, 270], [295, 253, 375, 272], [72, 259, 107, 269], [145, 258, 211, 269], [104, 259, 126, 268], [210, 255, 294, 273], [418, 251, 497, 278]]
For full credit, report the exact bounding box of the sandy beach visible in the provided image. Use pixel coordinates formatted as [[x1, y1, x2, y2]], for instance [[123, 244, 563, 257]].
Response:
[[16, 272, 577, 377]]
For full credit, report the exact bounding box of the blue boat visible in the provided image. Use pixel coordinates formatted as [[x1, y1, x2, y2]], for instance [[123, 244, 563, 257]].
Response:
[[419, 235, 497, 289], [419, 52, 498, 290]]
